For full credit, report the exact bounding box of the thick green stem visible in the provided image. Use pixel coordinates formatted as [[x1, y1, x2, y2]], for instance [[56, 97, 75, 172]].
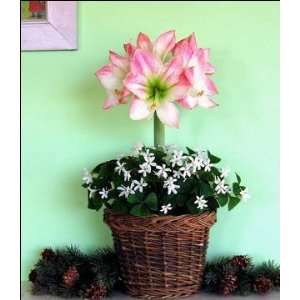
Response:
[[154, 112, 165, 147]]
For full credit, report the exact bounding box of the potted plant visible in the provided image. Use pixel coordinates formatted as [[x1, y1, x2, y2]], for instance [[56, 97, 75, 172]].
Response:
[[83, 31, 249, 299]]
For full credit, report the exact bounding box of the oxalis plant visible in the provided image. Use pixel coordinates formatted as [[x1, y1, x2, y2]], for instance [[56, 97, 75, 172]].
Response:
[[82, 30, 250, 216]]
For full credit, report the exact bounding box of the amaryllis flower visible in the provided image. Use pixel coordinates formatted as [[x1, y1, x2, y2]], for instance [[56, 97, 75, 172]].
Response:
[[96, 30, 219, 128], [179, 62, 218, 109], [173, 33, 218, 109], [124, 49, 190, 127], [174, 33, 215, 75], [95, 51, 130, 110]]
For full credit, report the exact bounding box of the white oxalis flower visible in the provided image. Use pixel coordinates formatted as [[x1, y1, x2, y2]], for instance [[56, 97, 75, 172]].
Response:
[[188, 156, 204, 173], [160, 203, 173, 214], [170, 150, 185, 167], [173, 169, 182, 179], [180, 164, 192, 178], [133, 178, 148, 193], [88, 186, 97, 199], [141, 149, 154, 160], [82, 168, 93, 185], [240, 188, 250, 201], [117, 184, 135, 198], [156, 164, 171, 179], [163, 177, 180, 195], [203, 159, 213, 172], [214, 177, 229, 194], [115, 160, 126, 175], [99, 187, 109, 199], [123, 170, 131, 182], [138, 162, 152, 177], [194, 195, 208, 210], [144, 155, 156, 167]]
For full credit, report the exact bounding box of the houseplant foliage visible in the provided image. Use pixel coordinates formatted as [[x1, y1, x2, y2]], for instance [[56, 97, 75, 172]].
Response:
[[82, 145, 249, 217]]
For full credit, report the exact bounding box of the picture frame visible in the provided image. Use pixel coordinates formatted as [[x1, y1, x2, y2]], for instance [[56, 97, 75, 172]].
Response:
[[21, 1, 77, 51]]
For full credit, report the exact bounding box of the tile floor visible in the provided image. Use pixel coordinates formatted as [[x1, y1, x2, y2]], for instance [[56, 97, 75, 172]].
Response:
[[22, 282, 280, 300]]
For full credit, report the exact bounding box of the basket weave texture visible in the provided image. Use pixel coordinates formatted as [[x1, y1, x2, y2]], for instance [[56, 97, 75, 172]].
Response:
[[104, 209, 216, 299]]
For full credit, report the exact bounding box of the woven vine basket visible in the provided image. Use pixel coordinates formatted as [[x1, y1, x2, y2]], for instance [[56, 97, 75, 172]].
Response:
[[104, 209, 216, 299]]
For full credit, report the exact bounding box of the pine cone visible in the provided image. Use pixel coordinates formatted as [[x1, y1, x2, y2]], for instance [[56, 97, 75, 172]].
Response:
[[219, 272, 238, 296], [28, 269, 37, 282], [253, 276, 273, 294], [230, 255, 251, 270], [85, 282, 107, 300], [63, 266, 79, 288], [41, 248, 55, 260]]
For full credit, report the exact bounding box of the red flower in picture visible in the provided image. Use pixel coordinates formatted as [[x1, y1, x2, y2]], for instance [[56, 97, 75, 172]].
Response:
[[29, 1, 46, 13]]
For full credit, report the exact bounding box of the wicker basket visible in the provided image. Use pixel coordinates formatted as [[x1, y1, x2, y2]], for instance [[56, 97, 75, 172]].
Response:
[[104, 209, 216, 299]]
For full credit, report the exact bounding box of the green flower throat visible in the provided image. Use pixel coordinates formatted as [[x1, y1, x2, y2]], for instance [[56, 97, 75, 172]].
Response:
[[146, 77, 169, 109]]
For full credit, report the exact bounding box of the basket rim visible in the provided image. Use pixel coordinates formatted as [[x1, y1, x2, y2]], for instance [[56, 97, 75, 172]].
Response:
[[104, 208, 216, 221], [104, 208, 217, 224]]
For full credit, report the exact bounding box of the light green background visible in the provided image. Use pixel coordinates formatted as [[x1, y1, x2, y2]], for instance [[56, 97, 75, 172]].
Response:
[[21, 1, 279, 280]]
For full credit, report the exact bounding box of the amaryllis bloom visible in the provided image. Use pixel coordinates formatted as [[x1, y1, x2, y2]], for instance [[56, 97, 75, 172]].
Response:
[[95, 51, 130, 110], [95, 30, 219, 127], [124, 49, 189, 127], [173, 33, 218, 109], [174, 33, 215, 75]]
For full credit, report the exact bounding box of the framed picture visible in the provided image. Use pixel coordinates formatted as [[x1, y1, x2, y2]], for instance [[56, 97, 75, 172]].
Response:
[[21, 1, 77, 51]]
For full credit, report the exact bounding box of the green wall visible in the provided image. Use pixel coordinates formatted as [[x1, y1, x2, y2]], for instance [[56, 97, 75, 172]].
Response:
[[21, 1, 279, 280]]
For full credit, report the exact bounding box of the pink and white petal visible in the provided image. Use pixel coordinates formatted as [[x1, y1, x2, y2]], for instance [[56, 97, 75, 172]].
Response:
[[183, 67, 196, 86], [202, 48, 210, 61], [103, 93, 119, 110], [153, 30, 176, 59], [95, 64, 123, 90], [166, 72, 191, 102], [173, 37, 187, 55], [137, 32, 152, 51], [130, 49, 161, 76], [194, 49, 215, 74], [122, 88, 131, 98], [187, 33, 197, 49], [156, 102, 179, 128], [129, 98, 152, 120], [181, 43, 194, 67], [204, 63, 215, 75], [186, 65, 207, 92], [123, 43, 136, 57], [197, 95, 218, 108], [161, 56, 183, 85], [124, 73, 148, 100], [109, 51, 129, 72], [204, 76, 218, 95], [177, 95, 199, 109]]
